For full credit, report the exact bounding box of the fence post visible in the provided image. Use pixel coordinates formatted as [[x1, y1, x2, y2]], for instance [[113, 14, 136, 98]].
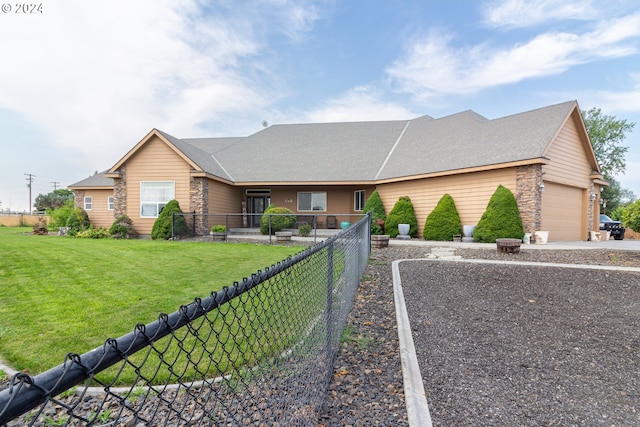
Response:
[[171, 213, 175, 240], [326, 240, 334, 362]]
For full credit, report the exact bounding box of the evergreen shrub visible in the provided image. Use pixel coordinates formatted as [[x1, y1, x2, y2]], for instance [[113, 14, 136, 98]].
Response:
[[363, 190, 386, 235], [151, 200, 189, 240], [473, 185, 524, 243], [66, 208, 90, 236], [385, 196, 418, 238], [423, 194, 463, 241], [109, 215, 133, 239], [260, 205, 296, 234], [622, 199, 640, 232]]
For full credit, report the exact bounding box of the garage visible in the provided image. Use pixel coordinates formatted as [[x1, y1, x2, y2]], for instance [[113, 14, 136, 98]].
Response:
[[541, 182, 585, 241]]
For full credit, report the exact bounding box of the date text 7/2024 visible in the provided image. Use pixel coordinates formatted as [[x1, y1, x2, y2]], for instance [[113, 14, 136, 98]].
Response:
[[1, 3, 44, 13]]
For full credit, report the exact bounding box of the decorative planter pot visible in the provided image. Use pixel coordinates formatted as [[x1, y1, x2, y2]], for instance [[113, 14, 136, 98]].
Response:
[[371, 234, 390, 248], [210, 232, 226, 241], [398, 224, 410, 235], [496, 238, 522, 254], [453, 235, 462, 242], [275, 231, 292, 242], [534, 231, 549, 244]]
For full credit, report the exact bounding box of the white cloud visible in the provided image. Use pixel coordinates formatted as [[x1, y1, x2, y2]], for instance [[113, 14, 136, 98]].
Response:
[[482, 0, 597, 29], [386, 12, 640, 103], [304, 86, 415, 123]]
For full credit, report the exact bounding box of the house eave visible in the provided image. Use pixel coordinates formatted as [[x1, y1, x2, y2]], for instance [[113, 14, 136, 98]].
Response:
[[374, 158, 548, 184]]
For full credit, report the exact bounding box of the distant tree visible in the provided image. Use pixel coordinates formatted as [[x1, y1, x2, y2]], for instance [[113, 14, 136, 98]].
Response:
[[34, 189, 74, 211], [622, 199, 640, 233], [599, 177, 636, 215], [582, 108, 634, 177]]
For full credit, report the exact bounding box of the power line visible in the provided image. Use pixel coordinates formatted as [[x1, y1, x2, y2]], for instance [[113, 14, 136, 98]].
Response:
[[25, 173, 35, 213]]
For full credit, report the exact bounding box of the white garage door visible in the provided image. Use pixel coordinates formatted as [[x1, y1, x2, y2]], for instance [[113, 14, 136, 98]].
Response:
[[541, 182, 585, 241]]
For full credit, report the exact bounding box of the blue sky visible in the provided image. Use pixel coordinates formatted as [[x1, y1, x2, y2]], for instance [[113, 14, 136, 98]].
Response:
[[2, 0, 640, 212]]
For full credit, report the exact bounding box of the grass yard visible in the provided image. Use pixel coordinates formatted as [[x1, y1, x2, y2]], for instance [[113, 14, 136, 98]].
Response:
[[0, 227, 301, 382]]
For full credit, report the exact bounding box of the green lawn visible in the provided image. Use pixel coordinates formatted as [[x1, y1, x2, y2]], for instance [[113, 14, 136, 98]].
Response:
[[0, 227, 301, 382]]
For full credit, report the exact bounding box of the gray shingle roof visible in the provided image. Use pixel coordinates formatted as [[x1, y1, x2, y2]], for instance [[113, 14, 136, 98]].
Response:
[[68, 172, 113, 188], [70, 100, 580, 188]]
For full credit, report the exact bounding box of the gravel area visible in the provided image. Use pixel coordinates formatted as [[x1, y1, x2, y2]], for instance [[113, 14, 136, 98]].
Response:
[[319, 245, 640, 427]]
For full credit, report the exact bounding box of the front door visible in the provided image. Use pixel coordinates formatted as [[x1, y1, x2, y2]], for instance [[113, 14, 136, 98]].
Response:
[[248, 196, 269, 227]]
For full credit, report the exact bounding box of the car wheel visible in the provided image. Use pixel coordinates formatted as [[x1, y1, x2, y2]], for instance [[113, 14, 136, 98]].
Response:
[[614, 234, 624, 240]]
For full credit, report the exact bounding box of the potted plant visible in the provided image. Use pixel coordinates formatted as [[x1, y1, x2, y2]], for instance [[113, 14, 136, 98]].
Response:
[[210, 225, 226, 241]]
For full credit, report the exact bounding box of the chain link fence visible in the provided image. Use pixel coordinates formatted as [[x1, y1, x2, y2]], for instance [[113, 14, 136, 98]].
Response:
[[0, 214, 371, 426]]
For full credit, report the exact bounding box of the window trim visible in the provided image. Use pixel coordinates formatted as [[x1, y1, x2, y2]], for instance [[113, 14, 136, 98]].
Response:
[[84, 196, 93, 211], [140, 181, 175, 218], [297, 191, 327, 212], [354, 190, 366, 212], [107, 196, 115, 211]]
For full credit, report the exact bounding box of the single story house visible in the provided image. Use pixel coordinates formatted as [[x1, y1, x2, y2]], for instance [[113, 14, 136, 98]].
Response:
[[69, 100, 606, 241]]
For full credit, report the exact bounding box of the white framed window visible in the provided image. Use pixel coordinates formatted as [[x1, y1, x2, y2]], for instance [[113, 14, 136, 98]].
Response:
[[140, 181, 175, 218], [107, 196, 115, 211], [84, 196, 93, 210], [298, 191, 327, 212], [354, 190, 366, 211]]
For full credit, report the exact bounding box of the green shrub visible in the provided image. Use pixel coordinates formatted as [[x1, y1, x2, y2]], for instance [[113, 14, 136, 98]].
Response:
[[298, 223, 312, 237], [363, 190, 387, 235], [423, 194, 463, 241], [109, 215, 133, 239], [622, 200, 640, 232], [66, 208, 90, 236], [260, 205, 296, 234], [48, 199, 75, 228], [151, 200, 189, 240], [76, 227, 111, 239], [473, 185, 524, 243], [211, 224, 226, 233], [385, 196, 418, 238]]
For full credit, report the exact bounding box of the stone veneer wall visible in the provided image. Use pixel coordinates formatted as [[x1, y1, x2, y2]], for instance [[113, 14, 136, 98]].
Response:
[[113, 164, 127, 219], [587, 181, 596, 235], [73, 190, 85, 210], [515, 164, 543, 234], [190, 176, 208, 235]]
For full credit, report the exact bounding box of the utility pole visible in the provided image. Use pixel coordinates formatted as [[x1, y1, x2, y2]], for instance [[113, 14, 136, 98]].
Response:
[[25, 173, 35, 213], [51, 181, 60, 191]]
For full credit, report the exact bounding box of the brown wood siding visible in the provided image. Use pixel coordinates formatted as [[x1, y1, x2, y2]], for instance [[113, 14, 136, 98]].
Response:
[[207, 180, 243, 228], [125, 135, 192, 235], [376, 169, 517, 236], [83, 189, 116, 229], [543, 117, 592, 189]]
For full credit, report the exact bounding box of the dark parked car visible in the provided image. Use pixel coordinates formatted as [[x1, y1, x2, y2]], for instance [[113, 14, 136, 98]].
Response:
[[599, 214, 625, 240]]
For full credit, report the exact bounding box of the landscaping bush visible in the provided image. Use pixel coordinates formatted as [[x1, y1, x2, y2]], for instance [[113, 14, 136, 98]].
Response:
[[363, 190, 387, 235], [48, 198, 75, 228], [151, 199, 189, 240], [385, 196, 418, 238], [109, 215, 133, 239], [210, 224, 226, 233], [423, 194, 463, 241], [77, 227, 111, 239], [298, 223, 312, 237], [66, 208, 90, 236], [622, 199, 640, 232], [473, 185, 524, 243], [260, 205, 296, 235]]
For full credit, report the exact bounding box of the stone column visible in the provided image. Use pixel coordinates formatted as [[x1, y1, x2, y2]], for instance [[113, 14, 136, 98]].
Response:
[[113, 164, 127, 219], [516, 165, 543, 234], [190, 176, 208, 235]]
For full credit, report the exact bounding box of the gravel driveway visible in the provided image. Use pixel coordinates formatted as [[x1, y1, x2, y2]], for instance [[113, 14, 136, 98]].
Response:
[[319, 245, 640, 427]]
